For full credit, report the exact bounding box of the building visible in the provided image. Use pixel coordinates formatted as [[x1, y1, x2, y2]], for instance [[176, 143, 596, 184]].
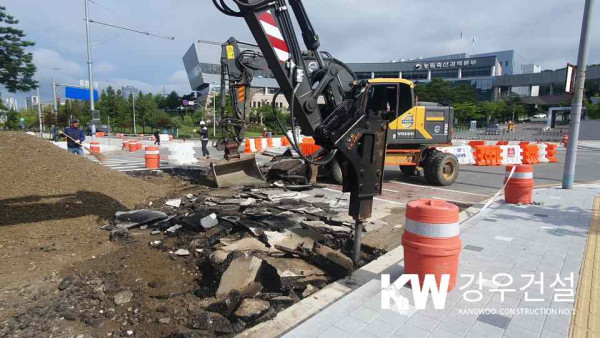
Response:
[[121, 86, 139, 99], [2, 97, 18, 111], [347, 50, 541, 101], [25, 96, 39, 110]]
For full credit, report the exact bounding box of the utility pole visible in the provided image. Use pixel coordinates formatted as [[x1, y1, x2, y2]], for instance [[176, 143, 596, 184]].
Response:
[[563, 0, 595, 189], [84, 0, 96, 135], [36, 85, 43, 138], [52, 77, 58, 120], [132, 93, 137, 134], [213, 89, 217, 137]]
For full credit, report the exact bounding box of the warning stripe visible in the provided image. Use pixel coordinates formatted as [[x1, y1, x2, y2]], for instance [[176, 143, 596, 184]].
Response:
[[258, 11, 290, 62]]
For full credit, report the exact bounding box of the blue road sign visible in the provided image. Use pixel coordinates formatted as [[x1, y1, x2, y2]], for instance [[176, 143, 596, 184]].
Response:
[[65, 86, 99, 101]]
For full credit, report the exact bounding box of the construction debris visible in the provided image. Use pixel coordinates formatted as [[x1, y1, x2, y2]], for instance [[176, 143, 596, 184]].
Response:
[[113, 290, 133, 306], [109, 227, 130, 242], [201, 213, 219, 229], [165, 198, 182, 208], [233, 299, 270, 322], [114, 210, 169, 229], [174, 249, 190, 256]]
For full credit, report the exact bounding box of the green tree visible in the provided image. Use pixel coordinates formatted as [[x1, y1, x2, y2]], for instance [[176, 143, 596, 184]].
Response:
[[0, 6, 37, 92], [5, 109, 19, 129], [414, 79, 476, 105], [585, 99, 600, 119]]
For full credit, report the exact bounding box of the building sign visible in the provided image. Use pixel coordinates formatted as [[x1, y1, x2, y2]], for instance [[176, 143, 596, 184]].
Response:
[[414, 59, 478, 70]]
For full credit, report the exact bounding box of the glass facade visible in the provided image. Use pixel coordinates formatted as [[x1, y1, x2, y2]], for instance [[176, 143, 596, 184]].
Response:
[[401, 71, 428, 80], [374, 72, 400, 78], [355, 72, 372, 80], [462, 66, 492, 78], [431, 69, 459, 79]]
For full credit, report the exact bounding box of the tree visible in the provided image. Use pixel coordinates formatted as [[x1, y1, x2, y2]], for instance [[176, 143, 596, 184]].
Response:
[[5, 109, 19, 129], [0, 6, 37, 92], [586, 99, 600, 119], [164, 91, 181, 110], [414, 79, 476, 105]]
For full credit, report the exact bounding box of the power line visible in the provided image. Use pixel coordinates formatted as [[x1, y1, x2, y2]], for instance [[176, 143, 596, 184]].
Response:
[[88, 19, 175, 40]]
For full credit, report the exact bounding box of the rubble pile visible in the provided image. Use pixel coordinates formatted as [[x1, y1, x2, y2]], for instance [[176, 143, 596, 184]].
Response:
[[98, 185, 378, 335]]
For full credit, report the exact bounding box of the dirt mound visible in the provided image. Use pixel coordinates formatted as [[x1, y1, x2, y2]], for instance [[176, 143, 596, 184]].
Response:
[[0, 132, 182, 294]]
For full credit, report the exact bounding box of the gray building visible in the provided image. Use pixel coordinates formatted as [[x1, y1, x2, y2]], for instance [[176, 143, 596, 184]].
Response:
[[347, 50, 536, 101]]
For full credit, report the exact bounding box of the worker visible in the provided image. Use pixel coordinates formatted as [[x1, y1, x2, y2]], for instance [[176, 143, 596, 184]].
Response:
[[197, 121, 210, 159], [61, 119, 85, 155], [153, 129, 160, 145], [262, 128, 268, 138], [508, 120, 515, 132]]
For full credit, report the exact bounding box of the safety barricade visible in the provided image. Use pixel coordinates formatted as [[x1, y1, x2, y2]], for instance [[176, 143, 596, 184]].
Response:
[[520, 143, 540, 164], [300, 137, 321, 157], [499, 145, 522, 165], [545, 143, 558, 162], [122, 140, 130, 150], [129, 140, 139, 152], [243, 137, 290, 154], [473, 145, 502, 166], [496, 141, 509, 145], [537, 143, 549, 163], [504, 165, 534, 204], [438, 146, 475, 165]]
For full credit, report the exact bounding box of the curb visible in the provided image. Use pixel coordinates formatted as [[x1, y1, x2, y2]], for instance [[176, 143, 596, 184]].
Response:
[[238, 200, 486, 338]]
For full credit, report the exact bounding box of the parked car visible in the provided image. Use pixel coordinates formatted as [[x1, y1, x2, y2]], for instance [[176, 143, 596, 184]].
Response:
[[484, 124, 501, 135], [533, 113, 548, 119]]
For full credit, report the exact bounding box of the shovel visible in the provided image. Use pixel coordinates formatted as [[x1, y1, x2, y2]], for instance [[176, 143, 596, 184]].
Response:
[[60, 131, 106, 163]]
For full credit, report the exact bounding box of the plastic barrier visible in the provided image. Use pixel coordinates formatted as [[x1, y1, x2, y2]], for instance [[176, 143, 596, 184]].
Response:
[[90, 141, 100, 154], [546, 143, 558, 163], [402, 199, 462, 291], [496, 141, 509, 145], [520, 144, 540, 164], [469, 140, 486, 148], [474, 145, 502, 166], [438, 146, 475, 165], [504, 165, 534, 204], [281, 137, 291, 147], [499, 145, 523, 165], [300, 137, 321, 157], [167, 143, 197, 165], [122, 140, 130, 150], [537, 143, 549, 163], [144, 146, 160, 169]]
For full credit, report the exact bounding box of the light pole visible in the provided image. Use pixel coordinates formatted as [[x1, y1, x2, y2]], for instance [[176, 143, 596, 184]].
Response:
[[563, 0, 595, 189], [213, 86, 217, 137], [83, 0, 96, 135]]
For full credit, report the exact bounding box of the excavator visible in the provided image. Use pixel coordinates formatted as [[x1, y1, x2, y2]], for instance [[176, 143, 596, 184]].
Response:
[[210, 0, 458, 265]]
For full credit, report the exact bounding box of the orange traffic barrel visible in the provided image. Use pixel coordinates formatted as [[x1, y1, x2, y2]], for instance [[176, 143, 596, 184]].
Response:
[[281, 136, 291, 147], [136, 140, 143, 151], [562, 135, 569, 148], [402, 199, 462, 291], [122, 139, 130, 150], [90, 141, 100, 154], [144, 146, 160, 169], [129, 140, 138, 152], [504, 165, 534, 204], [243, 139, 253, 153]]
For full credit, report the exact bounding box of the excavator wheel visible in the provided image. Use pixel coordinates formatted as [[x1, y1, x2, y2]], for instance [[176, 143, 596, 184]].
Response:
[[423, 150, 459, 186], [399, 165, 418, 177]]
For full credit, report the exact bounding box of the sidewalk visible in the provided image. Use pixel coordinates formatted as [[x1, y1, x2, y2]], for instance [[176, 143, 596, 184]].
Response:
[[282, 184, 600, 338]]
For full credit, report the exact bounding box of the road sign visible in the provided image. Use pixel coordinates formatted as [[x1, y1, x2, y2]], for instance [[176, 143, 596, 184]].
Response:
[[65, 86, 99, 101]]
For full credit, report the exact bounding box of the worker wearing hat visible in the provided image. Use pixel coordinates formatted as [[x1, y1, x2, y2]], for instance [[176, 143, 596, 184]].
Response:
[[61, 119, 86, 155], [197, 121, 210, 159]]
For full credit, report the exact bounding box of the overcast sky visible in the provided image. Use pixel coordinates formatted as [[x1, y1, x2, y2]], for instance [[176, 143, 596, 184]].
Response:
[[2, 0, 598, 108]]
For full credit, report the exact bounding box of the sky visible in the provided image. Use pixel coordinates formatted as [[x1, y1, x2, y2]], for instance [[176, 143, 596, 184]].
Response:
[[1, 0, 599, 109]]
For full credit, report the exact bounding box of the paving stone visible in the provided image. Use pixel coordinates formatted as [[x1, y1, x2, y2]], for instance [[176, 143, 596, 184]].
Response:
[[502, 322, 539, 338], [435, 317, 473, 335], [467, 321, 505, 338], [359, 319, 403, 338], [317, 325, 351, 338], [376, 309, 411, 325], [349, 306, 380, 323], [391, 323, 430, 338], [476, 313, 511, 329], [428, 329, 463, 338], [333, 315, 368, 334], [405, 312, 440, 330], [464, 244, 484, 252]]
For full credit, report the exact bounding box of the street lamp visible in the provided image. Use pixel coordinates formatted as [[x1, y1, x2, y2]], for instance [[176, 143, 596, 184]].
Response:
[[210, 82, 218, 137]]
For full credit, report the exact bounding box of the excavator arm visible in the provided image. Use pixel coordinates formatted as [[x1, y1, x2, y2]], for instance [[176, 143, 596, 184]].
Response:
[[213, 0, 388, 265]]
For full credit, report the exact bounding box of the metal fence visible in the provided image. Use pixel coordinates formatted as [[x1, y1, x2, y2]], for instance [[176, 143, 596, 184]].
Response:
[[454, 126, 568, 142]]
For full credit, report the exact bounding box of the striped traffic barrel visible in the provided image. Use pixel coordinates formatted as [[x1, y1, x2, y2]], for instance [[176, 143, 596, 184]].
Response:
[[129, 140, 138, 152], [90, 141, 100, 154], [504, 165, 534, 204], [136, 140, 143, 151], [144, 146, 160, 169], [402, 199, 462, 291], [122, 139, 130, 150]]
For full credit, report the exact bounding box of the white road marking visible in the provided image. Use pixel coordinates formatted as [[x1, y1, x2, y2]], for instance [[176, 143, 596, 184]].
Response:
[[494, 236, 513, 242], [388, 180, 490, 197], [374, 198, 404, 206]]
